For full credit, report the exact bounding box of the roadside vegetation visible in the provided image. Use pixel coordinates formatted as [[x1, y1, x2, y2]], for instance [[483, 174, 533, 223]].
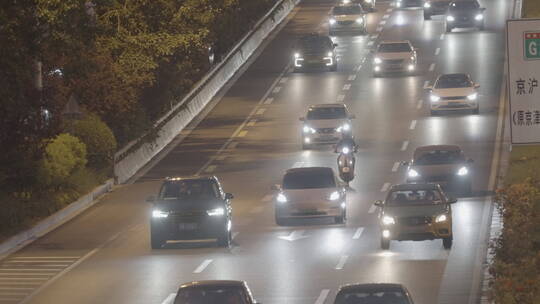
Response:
[[0, 0, 279, 240]]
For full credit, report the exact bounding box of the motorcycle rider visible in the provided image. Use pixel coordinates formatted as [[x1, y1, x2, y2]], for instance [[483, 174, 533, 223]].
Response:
[[335, 135, 358, 184]]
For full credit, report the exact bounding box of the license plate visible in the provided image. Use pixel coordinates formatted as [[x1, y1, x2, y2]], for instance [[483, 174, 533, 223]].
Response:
[[309, 60, 320, 64], [342, 167, 350, 173], [179, 223, 197, 230]]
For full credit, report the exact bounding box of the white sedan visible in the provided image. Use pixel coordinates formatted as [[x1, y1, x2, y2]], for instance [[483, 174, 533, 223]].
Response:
[[428, 73, 480, 115]]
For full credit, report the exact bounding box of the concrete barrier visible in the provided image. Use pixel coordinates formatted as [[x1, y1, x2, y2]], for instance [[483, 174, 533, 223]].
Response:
[[114, 0, 300, 184]]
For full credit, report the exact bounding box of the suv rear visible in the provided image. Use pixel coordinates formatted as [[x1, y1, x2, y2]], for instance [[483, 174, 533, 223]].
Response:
[[147, 176, 233, 248], [274, 167, 346, 225]]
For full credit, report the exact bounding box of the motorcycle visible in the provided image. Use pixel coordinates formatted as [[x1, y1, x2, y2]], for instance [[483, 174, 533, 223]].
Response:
[[336, 145, 356, 184]]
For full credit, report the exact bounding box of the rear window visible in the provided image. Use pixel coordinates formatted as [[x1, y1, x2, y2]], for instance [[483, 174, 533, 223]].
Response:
[[414, 150, 464, 165], [160, 180, 219, 200], [333, 5, 363, 15], [387, 190, 443, 206], [174, 286, 248, 304], [307, 107, 347, 120], [377, 43, 412, 53], [435, 74, 471, 89], [335, 290, 411, 304], [283, 170, 336, 189], [450, 1, 479, 9]]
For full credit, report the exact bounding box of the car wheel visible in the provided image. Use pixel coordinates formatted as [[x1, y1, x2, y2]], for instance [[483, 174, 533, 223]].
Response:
[[424, 13, 431, 20], [446, 25, 452, 33], [150, 230, 164, 249], [381, 238, 390, 250], [217, 230, 231, 247], [443, 237, 453, 249]]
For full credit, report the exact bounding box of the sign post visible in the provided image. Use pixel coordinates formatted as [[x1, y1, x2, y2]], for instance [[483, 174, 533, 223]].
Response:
[[507, 19, 540, 144]]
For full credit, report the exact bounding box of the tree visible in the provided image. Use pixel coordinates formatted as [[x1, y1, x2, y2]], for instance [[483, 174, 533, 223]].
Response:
[[39, 133, 87, 188]]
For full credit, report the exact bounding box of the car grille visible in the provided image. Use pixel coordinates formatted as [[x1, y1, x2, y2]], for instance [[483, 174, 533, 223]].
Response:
[[433, 2, 449, 7], [317, 128, 336, 134], [383, 59, 404, 64], [399, 216, 432, 226], [425, 174, 453, 181], [338, 20, 355, 25], [169, 210, 206, 217], [441, 96, 466, 100]]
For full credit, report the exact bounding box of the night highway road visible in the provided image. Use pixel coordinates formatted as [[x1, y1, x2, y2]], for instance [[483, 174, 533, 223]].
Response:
[[0, 0, 510, 303]]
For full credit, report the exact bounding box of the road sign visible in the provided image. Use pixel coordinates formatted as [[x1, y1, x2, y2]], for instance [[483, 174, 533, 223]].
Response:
[[507, 19, 540, 144]]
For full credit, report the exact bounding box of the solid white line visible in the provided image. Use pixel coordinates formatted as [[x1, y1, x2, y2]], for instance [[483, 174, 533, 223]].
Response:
[[343, 84, 351, 91], [352, 227, 365, 239], [279, 77, 288, 84], [440, 33, 445, 40], [256, 108, 266, 115], [335, 255, 349, 270], [423, 80, 430, 89], [0, 282, 40, 286], [367, 41, 374, 46], [416, 99, 423, 109], [401, 140, 409, 151], [0, 287, 33, 290], [409, 120, 417, 130], [429, 63, 435, 71], [337, 94, 345, 101], [392, 162, 400, 172], [435, 47, 441, 55], [0, 278, 45, 281], [0, 273, 51, 276], [488, 71, 507, 190], [272, 86, 281, 94], [204, 165, 216, 173], [237, 130, 248, 137], [383, 14, 390, 19], [193, 259, 213, 274], [0, 269, 59, 272], [261, 194, 273, 202], [246, 119, 257, 127], [348, 74, 356, 81], [10, 257, 79, 260], [368, 204, 377, 213], [160, 293, 176, 304], [264, 97, 274, 104], [315, 289, 330, 304], [380, 182, 391, 192]]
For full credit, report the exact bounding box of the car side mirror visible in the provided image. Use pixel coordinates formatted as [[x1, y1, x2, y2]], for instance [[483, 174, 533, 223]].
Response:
[[467, 158, 474, 163], [447, 197, 458, 204], [225, 193, 234, 200], [349, 114, 356, 119], [374, 200, 383, 207], [271, 184, 281, 191], [481, 7, 486, 11], [145, 195, 156, 203], [474, 83, 480, 88], [401, 161, 409, 166], [333, 43, 338, 47], [299, 117, 305, 121]]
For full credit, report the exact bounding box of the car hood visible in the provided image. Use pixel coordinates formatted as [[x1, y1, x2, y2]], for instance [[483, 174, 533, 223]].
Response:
[[376, 52, 413, 60], [448, 8, 482, 15], [282, 188, 338, 202], [299, 49, 332, 56], [410, 163, 465, 177], [305, 118, 349, 129], [333, 14, 363, 21], [154, 198, 223, 212], [432, 87, 475, 97], [384, 203, 448, 217]]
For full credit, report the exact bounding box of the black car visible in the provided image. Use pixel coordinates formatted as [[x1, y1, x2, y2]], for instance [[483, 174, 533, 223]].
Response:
[[174, 280, 260, 304], [147, 176, 233, 248], [445, 0, 485, 32], [423, 0, 451, 20], [335, 283, 415, 304], [395, 0, 423, 8], [293, 34, 338, 72]]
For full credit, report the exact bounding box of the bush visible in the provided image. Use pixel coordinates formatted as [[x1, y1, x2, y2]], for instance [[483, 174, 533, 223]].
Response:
[[38, 133, 87, 187], [67, 114, 117, 170]]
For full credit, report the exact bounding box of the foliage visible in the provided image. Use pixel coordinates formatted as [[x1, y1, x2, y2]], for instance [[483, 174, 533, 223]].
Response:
[[491, 181, 540, 303], [38, 133, 87, 187]]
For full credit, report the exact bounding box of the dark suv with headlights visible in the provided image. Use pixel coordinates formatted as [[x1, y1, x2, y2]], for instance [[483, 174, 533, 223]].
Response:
[[423, 0, 451, 20], [293, 34, 338, 72], [445, 0, 485, 32], [147, 176, 233, 249]]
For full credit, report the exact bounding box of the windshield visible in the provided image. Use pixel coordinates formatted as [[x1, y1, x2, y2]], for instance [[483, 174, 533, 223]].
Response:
[[414, 150, 464, 165], [450, 1, 479, 9], [377, 43, 412, 53], [335, 290, 411, 304], [298, 36, 332, 52], [307, 107, 347, 120], [435, 74, 471, 88], [283, 170, 336, 189], [333, 5, 363, 15], [159, 180, 219, 200], [174, 286, 248, 304], [387, 190, 443, 206]]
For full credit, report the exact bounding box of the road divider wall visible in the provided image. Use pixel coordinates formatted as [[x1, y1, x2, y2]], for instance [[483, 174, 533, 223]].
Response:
[[114, 0, 300, 184]]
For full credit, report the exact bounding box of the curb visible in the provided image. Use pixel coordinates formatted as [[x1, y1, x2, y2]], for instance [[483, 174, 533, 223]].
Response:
[[0, 179, 114, 260]]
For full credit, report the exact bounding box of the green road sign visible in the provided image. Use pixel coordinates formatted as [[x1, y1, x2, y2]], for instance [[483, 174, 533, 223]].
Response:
[[524, 32, 540, 60]]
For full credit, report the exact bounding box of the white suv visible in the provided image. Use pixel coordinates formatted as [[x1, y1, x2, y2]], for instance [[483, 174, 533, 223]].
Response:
[[373, 41, 417, 76], [273, 167, 347, 225], [428, 73, 480, 115], [300, 103, 355, 149]]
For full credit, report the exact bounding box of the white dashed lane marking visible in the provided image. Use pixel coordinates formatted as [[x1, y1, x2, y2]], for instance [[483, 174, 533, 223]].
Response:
[[417, 99, 423, 109], [247, 119, 257, 127], [429, 63, 436, 71], [272, 86, 281, 94], [264, 97, 274, 104], [193, 259, 213, 274], [376, 26, 383, 32], [204, 165, 216, 173], [348, 74, 357, 81], [237, 130, 248, 138], [337, 94, 345, 101], [367, 41, 374, 46], [368, 204, 377, 214], [435, 47, 441, 55], [409, 120, 417, 130], [315, 289, 330, 304], [401, 140, 409, 151], [440, 33, 445, 40], [343, 84, 351, 91], [392, 162, 400, 172], [335, 255, 349, 270], [352, 227, 365, 239], [279, 77, 288, 84], [383, 14, 390, 19], [256, 108, 266, 115], [380, 182, 391, 192]]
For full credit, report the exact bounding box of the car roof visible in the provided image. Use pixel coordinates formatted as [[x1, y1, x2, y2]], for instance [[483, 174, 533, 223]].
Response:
[[390, 183, 441, 191], [309, 103, 346, 109], [379, 40, 411, 45], [178, 280, 246, 289], [165, 176, 217, 182], [338, 283, 409, 293], [285, 166, 334, 175]]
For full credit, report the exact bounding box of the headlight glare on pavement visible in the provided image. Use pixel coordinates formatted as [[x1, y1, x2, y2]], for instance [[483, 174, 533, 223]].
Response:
[[277, 193, 288, 203], [152, 210, 169, 218], [447, 15, 455, 22], [457, 166, 468, 176], [382, 215, 396, 225], [408, 169, 419, 178], [329, 191, 340, 201], [207, 207, 225, 216]]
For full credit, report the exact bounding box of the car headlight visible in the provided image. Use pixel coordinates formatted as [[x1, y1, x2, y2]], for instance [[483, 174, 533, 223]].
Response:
[[430, 94, 441, 102], [356, 17, 364, 24], [294, 52, 300, 58], [424, 2, 431, 8], [365, 0, 372, 3], [374, 57, 382, 64], [207, 207, 225, 216], [446, 15, 455, 22], [327, 51, 333, 57], [303, 125, 315, 133], [342, 0, 351, 3], [435, 214, 448, 223], [152, 210, 169, 218], [457, 166, 468, 176], [467, 92, 478, 100], [382, 215, 395, 225], [408, 169, 419, 178], [337, 123, 350, 132], [329, 191, 340, 201], [329, 18, 336, 25], [277, 193, 288, 203], [341, 146, 350, 154], [475, 14, 483, 21], [410, 56, 415, 61]]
